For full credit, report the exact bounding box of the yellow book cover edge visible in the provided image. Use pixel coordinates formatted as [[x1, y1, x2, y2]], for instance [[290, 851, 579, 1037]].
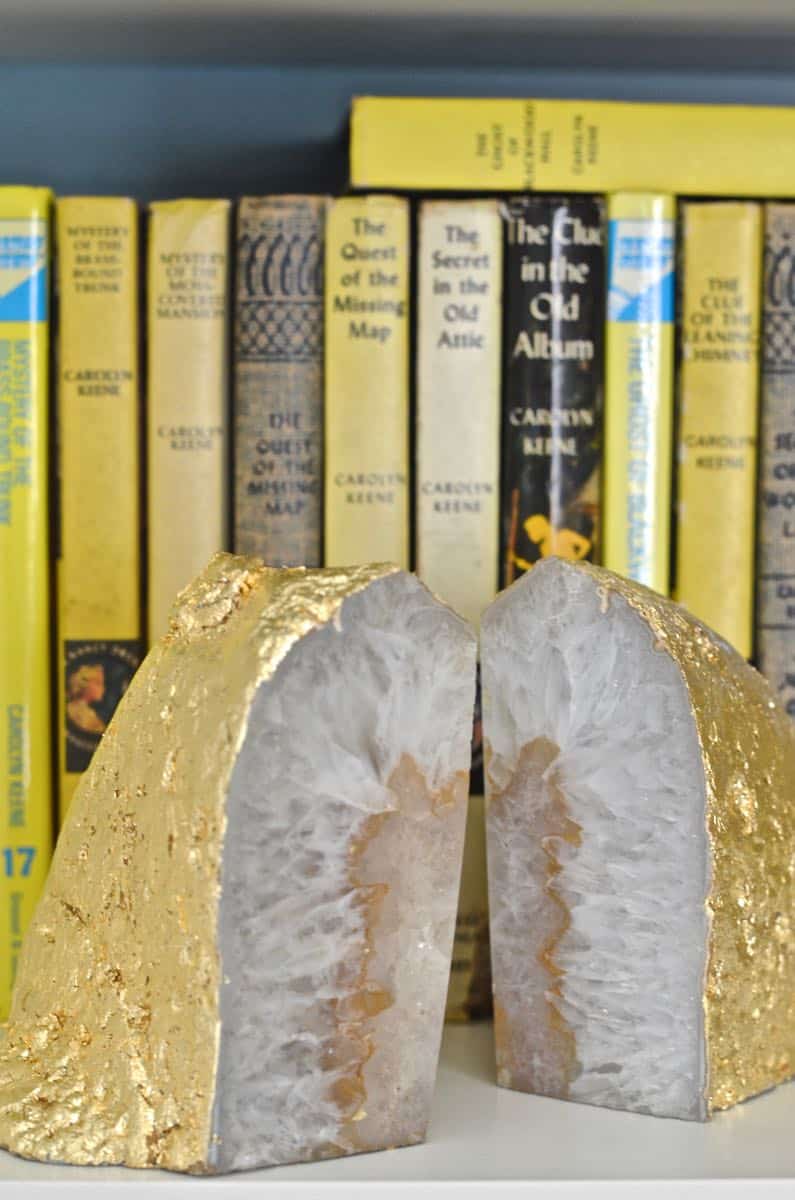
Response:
[[0, 186, 53, 1018], [675, 202, 763, 658], [147, 198, 231, 643], [324, 194, 410, 568], [56, 197, 142, 823]]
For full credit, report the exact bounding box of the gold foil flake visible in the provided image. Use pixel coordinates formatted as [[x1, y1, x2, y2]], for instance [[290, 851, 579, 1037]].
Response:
[[577, 561, 795, 1115], [0, 554, 400, 1172]]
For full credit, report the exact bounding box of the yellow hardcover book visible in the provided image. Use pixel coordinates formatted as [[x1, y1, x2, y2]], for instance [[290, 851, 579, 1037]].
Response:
[[675, 202, 763, 658], [603, 193, 676, 595], [325, 195, 409, 567], [147, 199, 231, 641], [351, 96, 795, 197], [0, 186, 52, 1017], [56, 198, 142, 822]]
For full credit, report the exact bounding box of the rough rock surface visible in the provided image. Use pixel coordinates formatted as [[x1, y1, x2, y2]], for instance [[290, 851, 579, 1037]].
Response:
[[482, 556, 795, 1120], [0, 554, 476, 1172]]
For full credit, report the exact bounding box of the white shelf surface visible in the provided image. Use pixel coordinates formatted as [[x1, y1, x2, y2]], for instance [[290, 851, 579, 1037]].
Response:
[[0, 1022, 794, 1196]]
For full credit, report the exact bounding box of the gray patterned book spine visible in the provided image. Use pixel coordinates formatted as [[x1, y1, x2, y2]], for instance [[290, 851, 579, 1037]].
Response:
[[234, 195, 329, 565], [757, 202, 795, 716]]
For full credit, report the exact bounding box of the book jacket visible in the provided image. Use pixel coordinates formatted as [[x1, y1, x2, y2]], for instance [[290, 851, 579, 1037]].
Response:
[[351, 96, 795, 197], [501, 195, 604, 587], [416, 199, 502, 1020], [56, 197, 142, 821], [0, 186, 52, 1017], [757, 203, 795, 707], [234, 195, 327, 567], [417, 199, 501, 624], [148, 199, 231, 640], [604, 193, 676, 594], [676, 202, 763, 658], [325, 195, 410, 568]]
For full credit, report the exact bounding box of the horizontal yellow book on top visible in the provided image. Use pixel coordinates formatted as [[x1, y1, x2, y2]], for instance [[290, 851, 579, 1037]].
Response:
[[351, 96, 795, 196]]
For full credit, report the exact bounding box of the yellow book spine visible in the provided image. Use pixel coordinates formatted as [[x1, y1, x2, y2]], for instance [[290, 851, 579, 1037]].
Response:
[[56, 198, 142, 822], [147, 199, 231, 642], [0, 186, 52, 1018], [675, 202, 763, 658], [324, 195, 409, 568], [603, 193, 675, 595], [351, 96, 795, 198]]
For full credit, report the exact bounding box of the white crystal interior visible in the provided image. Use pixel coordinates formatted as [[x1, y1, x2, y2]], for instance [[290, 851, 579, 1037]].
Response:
[[482, 558, 710, 1120], [210, 573, 476, 1171]]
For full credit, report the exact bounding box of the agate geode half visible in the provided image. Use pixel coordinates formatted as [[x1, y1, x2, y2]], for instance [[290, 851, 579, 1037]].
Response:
[[0, 554, 476, 1172], [482, 556, 795, 1120]]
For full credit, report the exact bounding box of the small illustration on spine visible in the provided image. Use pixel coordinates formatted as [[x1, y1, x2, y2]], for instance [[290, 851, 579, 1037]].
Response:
[[55, 197, 141, 820], [64, 640, 142, 772]]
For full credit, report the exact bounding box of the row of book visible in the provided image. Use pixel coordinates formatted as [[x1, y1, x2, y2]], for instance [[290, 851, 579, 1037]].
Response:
[[343, 191, 787, 690], [0, 174, 792, 1021], [346, 89, 795, 1028], [6, 91, 795, 1030]]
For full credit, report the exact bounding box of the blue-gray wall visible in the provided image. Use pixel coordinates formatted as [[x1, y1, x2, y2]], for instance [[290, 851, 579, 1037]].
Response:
[[4, 62, 795, 200]]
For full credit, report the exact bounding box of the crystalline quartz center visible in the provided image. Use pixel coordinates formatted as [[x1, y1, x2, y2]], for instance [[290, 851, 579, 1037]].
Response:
[[0, 555, 476, 1172], [482, 556, 795, 1120]]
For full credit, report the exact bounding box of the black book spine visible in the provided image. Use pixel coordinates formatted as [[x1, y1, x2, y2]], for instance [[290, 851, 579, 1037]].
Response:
[[500, 196, 605, 586]]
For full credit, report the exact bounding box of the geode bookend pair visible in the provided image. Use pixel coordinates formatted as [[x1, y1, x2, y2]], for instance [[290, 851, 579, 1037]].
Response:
[[0, 556, 477, 1173], [483, 558, 795, 1122]]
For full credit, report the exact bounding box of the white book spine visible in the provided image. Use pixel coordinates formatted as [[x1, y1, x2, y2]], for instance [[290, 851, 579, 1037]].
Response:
[[416, 200, 502, 628]]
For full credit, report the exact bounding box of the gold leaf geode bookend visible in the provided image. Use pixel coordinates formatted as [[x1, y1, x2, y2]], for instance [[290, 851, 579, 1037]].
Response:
[[482, 556, 795, 1121], [0, 554, 477, 1173]]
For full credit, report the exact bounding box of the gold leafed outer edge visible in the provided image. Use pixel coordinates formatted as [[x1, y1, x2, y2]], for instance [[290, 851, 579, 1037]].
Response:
[[572, 558, 795, 1116], [0, 553, 399, 1172]]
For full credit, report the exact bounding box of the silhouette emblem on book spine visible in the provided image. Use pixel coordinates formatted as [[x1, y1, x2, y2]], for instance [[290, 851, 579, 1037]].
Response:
[[509, 513, 592, 574]]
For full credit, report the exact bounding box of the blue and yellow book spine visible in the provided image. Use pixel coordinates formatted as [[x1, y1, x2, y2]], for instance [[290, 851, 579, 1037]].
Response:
[[0, 186, 53, 1018], [603, 193, 676, 595]]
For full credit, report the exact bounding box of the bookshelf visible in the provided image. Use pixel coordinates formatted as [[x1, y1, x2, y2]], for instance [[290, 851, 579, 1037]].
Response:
[[2, 1, 795, 1193], [1, 1023, 795, 1195]]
